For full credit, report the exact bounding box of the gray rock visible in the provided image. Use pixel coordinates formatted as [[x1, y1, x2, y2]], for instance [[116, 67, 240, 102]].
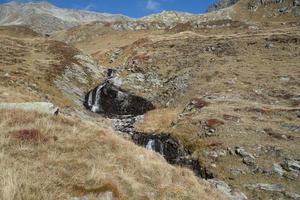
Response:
[[282, 124, 300, 132], [284, 191, 300, 200], [0, 102, 58, 114], [282, 160, 300, 172], [235, 147, 255, 159], [70, 197, 89, 200], [273, 163, 286, 176], [243, 157, 256, 167], [296, 111, 300, 118], [97, 191, 114, 200], [245, 183, 285, 192], [208, 179, 232, 198], [209, 179, 248, 200]]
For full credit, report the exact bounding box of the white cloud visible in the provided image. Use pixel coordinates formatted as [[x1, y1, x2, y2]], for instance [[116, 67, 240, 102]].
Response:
[[146, 0, 160, 11]]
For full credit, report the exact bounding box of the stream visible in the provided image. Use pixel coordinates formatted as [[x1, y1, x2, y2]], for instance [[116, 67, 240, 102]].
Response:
[[84, 69, 213, 179]]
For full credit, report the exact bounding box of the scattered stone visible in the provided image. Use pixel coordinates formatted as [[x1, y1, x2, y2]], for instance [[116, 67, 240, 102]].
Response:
[[209, 179, 248, 200], [243, 157, 256, 167], [70, 197, 89, 200], [282, 124, 300, 132], [0, 102, 58, 114], [279, 76, 290, 81], [97, 191, 114, 200], [264, 128, 294, 140], [230, 168, 247, 176], [235, 147, 255, 159], [272, 163, 286, 176], [208, 179, 232, 198], [284, 191, 300, 200], [228, 147, 236, 155], [245, 183, 285, 192], [296, 111, 300, 118], [265, 43, 274, 48], [281, 159, 300, 172]]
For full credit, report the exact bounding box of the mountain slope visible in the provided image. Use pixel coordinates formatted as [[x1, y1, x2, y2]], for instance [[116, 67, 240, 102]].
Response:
[[0, 1, 130, 34], [0, 26, 227, 200]]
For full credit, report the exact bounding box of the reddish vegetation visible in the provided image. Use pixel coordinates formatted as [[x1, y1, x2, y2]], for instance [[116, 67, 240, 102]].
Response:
[[9, 129, 48, 143], [190, 98, 210, 109], [206, 119, 224, 129], [206, 142, 224, 148]]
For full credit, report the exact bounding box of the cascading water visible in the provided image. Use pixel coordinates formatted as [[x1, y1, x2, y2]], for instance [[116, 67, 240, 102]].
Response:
[[84, 69, 214, 180], [90, 83, 105, 113], [146, 139, 155, 151]]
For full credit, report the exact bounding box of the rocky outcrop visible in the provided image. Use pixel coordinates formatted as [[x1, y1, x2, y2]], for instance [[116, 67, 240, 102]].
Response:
[[0, 102, 58, 114], [208, 0, 239, 12], [132, 133, 213, 179], [84, 79, 155, 116]]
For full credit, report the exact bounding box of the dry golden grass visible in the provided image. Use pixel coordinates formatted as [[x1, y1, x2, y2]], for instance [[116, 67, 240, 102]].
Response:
[[0, 109, 225, 200]]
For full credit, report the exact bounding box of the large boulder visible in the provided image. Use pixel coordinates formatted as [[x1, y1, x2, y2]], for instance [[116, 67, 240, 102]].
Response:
[[84, 80, 155, 116]]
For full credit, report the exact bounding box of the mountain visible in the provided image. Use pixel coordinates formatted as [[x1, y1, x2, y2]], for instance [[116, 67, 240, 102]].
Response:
[[0, 1, 130, 34], [208, 0, 239, 12], [0, 0, 300, 200]]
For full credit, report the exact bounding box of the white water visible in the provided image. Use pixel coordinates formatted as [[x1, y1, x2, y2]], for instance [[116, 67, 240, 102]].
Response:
[[91, 83, 105, 113], [87, 90, 93, 107], [146, 139, 155, 151]]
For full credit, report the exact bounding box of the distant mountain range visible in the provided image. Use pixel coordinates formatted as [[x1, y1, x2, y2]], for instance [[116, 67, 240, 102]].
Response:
[[0, 0, 299, 34], [0, 1, 130, 33]]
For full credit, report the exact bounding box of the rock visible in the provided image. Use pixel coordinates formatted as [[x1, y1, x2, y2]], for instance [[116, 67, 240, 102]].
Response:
[[84, 80, 155, 116], [294, 0, 300, 6], [97, 191, 114, 200], [0, 102, 58, 114], [272, 163, 286, 176], [265, 43, 274, 48], [243, 157, 256, 167], [296, 111, 300, 118], [281, 159, 300, 172], [228, 147, 236, 155], [209, 179, 248, 200], [132, 132, 213, 179], [284, 191, 300, 200], [208, 179, 232, 198], [245, 183, 285, 192], [279, 76, 290, 81], [70, 197, 89, 200], [235, 147, 255, 159], [282, 124, 300, 132]]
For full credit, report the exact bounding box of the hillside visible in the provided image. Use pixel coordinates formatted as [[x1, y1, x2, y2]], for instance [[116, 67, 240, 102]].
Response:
[[0, 0, 300, 200], [0, 26, 227, 200]]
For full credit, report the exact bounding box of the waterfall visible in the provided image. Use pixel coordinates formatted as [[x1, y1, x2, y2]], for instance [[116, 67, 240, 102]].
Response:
[[87, 91, 93, 107], [91, 83, 105, 113], [146, 139, 155, 151]]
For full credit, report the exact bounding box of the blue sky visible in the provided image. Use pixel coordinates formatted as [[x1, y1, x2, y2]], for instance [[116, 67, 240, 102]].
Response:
[[1, 0, 218, 18]]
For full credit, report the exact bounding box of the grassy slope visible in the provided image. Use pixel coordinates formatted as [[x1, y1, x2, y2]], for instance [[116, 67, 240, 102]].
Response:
[[0, 109, 224, 200], [0, 26, 225, 199]]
